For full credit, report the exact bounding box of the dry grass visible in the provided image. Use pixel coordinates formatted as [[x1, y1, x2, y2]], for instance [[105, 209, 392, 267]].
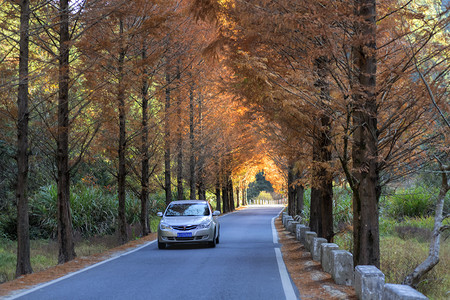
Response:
[[380, 235, 450, 300]]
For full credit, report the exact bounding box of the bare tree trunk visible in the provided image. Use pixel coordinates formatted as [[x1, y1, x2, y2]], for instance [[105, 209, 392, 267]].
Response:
[[16, 0, 32, 276], [236, 188, 240, 208], [288, 164, 296, 216], [296, 183, 304, 216], [310, 131, 321, 233], [117, 18, 128, 245], [164, 70, 172, 206], [228, 173, 234, 211], [402, 160, 449, 287], [57, 0, 76, 263], [140, 45, 150, 236], [216, 168, 221, 211], [189, 82, 196, 199], [316, 56, 334, 242], [176, 66, 183, 200], [351, 0, 379, 267], [197, 93, 205, 200], [222, 171, 229, 213]]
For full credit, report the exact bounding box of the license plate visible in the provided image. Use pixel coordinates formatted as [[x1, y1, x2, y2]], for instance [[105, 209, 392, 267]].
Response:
[[177, 232, 192, 238]]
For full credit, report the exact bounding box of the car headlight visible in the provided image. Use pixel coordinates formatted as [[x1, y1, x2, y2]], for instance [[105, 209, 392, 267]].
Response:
[[198, 221, 212, 229], [160, 222, 172, 230]]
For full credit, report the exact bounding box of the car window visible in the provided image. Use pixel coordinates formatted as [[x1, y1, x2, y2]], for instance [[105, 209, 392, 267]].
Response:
[[165, 203, 210, 216]]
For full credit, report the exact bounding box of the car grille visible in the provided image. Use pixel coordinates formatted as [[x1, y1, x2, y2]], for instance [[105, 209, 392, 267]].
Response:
[[172, 225, 197, 231], [165, 236, 207, 241]]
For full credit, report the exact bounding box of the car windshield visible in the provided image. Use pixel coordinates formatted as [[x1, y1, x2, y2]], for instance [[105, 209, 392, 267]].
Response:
[[165, 203, 210, 216]]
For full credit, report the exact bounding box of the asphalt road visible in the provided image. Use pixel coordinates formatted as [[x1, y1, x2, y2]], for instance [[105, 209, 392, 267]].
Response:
[[8, 205, 300, 300]]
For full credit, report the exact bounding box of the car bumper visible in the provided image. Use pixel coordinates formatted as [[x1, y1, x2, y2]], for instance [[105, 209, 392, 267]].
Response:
[[158, 228, 215, 243]]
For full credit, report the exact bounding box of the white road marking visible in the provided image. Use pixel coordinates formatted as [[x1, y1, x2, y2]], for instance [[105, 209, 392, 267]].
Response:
[[272, 210, 299, 300]]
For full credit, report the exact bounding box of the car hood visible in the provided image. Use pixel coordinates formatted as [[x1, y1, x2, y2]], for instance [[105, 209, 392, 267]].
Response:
[[162, 216, 211, 226]]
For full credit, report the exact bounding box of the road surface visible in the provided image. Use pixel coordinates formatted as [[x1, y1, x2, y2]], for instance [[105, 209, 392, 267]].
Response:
[[7, 205, 300, 300]]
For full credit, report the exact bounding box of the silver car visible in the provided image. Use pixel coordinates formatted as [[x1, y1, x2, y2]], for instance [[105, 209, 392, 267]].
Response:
[[157, 200, 220, 249]]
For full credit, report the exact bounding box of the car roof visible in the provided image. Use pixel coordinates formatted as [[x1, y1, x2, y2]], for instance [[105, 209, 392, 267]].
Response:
[[168, 200, 208, 205]]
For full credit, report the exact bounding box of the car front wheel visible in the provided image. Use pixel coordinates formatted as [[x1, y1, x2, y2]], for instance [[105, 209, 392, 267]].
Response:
[[209, 230, 217, 248], [158, 241, 166, 249]]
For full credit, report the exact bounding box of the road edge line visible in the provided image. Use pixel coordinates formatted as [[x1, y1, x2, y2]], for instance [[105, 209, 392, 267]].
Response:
[[272, 210, 299, 300]]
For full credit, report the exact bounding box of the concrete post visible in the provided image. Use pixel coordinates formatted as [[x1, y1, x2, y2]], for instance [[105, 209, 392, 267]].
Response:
[[283, 216, 293, 228], [331, 250, 353, 286], [355, 265, 385, 300], [287, 221, 300, 234], [382, 284, 428, 300], [321, 243, 339, 273], [297, 225, 310, 244], [305, 231, 317, 252], [312, 237, 328, 261]]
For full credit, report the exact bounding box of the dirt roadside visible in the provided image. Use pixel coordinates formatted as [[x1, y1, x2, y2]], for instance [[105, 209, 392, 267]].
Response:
[[1, 215, 356, 299], [275, 217, 357, 300]]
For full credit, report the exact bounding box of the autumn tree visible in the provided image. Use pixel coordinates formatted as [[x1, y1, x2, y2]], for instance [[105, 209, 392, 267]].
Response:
[[15, 0, 33, 276]]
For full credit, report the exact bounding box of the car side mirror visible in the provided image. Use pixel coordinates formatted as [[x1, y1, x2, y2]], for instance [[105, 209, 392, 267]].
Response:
[[213, 211, 220, 216], [157, 212, 163, 217]]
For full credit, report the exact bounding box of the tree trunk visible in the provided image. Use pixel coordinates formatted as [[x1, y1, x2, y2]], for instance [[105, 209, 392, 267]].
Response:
[[288, 164, 296, 216], [140, 45, 149, 236], [310, 131, 321, 234], [189, 82, 196, 199], [236, 188, 240, 208], [197, 92, 205, 200], [16, 0, 32, 277], [164, 70, 172, 206], [315, 56, 334, 242], [228, 173, 234, 211], [176, 66, 183, 200], [57, 0, 76, 263], [216, 169, 221, 212], [351, 0, 379, 267], [117, 18, 128, 245], [222, 172, 229, 213], [295, 185, 305, 216]]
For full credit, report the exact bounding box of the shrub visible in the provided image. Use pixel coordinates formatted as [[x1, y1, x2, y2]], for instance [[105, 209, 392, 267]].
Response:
[[383, 186, 435, 219], [30, 184, 143, 238]]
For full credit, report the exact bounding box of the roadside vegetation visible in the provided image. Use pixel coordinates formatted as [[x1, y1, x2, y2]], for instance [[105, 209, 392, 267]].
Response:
[[324, 184, 449, 299]]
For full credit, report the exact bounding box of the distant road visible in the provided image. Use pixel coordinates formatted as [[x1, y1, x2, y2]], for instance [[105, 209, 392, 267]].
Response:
[[7, 206, 300, 300]]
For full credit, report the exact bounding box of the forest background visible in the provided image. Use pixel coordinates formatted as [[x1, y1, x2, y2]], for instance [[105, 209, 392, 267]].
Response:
[[0, 0, 449, 298]]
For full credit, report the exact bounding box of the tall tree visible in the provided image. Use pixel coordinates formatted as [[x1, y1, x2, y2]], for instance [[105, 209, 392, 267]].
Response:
[[164, 67, 172, 205], [57, 0, 76, 263], [15, 0, 32, 276], [350, 0, 379, 267], [116, 16, 128, 245], [189, 80, 196, 199]]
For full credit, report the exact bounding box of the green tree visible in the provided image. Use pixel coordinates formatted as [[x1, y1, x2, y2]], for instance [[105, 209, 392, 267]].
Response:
[[247, 172, 274, 200]]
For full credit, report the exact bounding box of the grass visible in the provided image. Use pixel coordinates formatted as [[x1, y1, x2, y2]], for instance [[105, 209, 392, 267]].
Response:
[[380, 235, 449, 299], [333, 217, 450, 299]]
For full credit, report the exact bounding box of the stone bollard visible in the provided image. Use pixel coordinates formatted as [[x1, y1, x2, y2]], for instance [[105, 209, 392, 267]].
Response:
[[287, 221, 300, 234], [297, 225, 310, 244], [283, 216, 293, 228], [382, 284, 428, 300], [305, 231, 317, 252], [286, 219, 295, 232], [311, 237, 328, 261], [331, 250, 354, 286], [321, 243, 339, 273], [355, 265, 385, 300]]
